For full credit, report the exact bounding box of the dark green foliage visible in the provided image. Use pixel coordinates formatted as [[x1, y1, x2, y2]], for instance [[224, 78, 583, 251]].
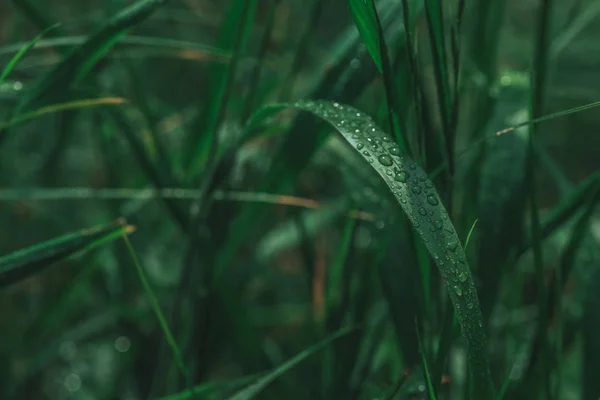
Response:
[[1, 0, 599, 399]]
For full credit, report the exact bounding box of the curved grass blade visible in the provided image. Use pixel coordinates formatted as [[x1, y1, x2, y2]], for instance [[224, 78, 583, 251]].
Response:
[[16, 0, 169, 113], [0, 24, 59, 85], [0, 97, 127, 130], [0, 219, 132, 289], [227, 327, 353, 400], [246, 100, 495, 398]]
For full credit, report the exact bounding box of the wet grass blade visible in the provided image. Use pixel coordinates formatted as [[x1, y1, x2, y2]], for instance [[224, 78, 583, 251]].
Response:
[[246, 100, 495, 398], [16, 0, 169, 113], [0, 24, 59, 85], [227, 327, 353, 400], [0, 97, 127, 130], [0, 219, 132, 289]]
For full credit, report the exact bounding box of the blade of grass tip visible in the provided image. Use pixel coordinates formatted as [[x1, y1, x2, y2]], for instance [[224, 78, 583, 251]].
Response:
[[0, 219, 132, 289], [348, 0, 407, 150], [0, 97, 127, 130], [121, 234, 193, 392], [15, 0, 170, 113], [526, 0, 554, 395], [245, 100, 495, 398], [465, 219, 478, 250], [9, 0, 62, 35], [415, 319, 437, 400], [0, 24, 60, 85], [226, 327, 354, 400]]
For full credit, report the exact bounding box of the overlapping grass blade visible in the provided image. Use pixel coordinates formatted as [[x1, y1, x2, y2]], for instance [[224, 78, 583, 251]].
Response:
[[227, 327, 353, 400], [103, 107, 191, 234], [348, 0, 406, 148], [212, 2, 405, 281], [15, 0, 169, 113], [244, 100, 495, 398], [0, 219, 132, 288], [185, 0, 256, 179]]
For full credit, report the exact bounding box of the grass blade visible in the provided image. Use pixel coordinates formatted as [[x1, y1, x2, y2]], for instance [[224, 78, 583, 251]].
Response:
[[524, 0, 554, 395], [0, 24, 59, 85], [16, 0, 169, 113], [0, 219, 132, 289], [246, 100, 495, 398], [122, 235, 193, 391], [0, 97, 127, 130], [415, 320, 437, 400], [348, 0, 406, 148], [227, 327, 353, 400]]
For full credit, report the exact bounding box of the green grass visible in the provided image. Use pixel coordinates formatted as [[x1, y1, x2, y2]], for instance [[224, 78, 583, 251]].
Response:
[[0, 0, 599, 399]]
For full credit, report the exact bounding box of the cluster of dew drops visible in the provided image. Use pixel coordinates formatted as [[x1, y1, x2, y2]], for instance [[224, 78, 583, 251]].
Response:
[[297, 100, 479, 314]]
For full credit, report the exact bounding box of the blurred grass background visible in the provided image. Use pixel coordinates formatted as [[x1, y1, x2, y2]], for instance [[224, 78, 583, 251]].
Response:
[[1, 0, 600, 399]]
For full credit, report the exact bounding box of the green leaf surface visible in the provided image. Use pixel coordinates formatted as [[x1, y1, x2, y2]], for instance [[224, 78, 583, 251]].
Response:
[[0, 219, 132, 289], [246, 100, 495, 398]]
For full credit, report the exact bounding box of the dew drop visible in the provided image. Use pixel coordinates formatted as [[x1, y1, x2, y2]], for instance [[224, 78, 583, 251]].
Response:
[[454, 285, 463, 296], [357, 143, 364, 150], [434, 220, 443, 230], [426, 194, 439, 206], [418, 208, 427, 216], [446, 240, 458, 252], [467, 302, 474, 309], [378, 154, 394, 166], [411, 185, 422, 194], [394, 171, 408, 183], [458, 271, 468, 282], [389, 145, 401, 156]]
